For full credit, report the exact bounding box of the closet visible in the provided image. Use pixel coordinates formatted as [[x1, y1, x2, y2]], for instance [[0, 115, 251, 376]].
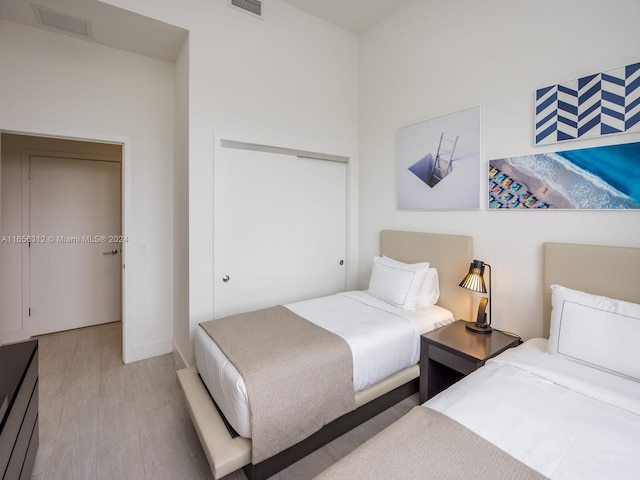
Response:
[[214, 141, 348, 318]]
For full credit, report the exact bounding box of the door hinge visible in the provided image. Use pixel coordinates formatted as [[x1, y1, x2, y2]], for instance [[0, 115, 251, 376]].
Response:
[[28, 168, 32, 179]]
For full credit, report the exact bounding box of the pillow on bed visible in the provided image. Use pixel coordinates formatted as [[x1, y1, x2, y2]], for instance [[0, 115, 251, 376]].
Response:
[[381, 256, 440, 307], [382, 255, 440, 310], [548, 284, 640, 382], [417, 267, 440, 307], [368, 256, 429, 310]]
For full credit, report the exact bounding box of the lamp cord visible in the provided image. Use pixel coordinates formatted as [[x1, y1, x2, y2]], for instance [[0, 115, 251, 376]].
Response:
[[485, 263, 492, 327], [492, 327, 523, 343], [483, 263, 522, 344]]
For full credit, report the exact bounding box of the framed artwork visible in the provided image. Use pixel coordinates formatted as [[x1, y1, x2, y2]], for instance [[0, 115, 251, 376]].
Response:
[[397, 106, 480, 209], [535, 61, 640, 145], [488, 141, 640, 209]]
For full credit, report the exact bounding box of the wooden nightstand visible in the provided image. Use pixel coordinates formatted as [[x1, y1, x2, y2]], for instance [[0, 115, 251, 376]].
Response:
[[419, 320, 520, 403]]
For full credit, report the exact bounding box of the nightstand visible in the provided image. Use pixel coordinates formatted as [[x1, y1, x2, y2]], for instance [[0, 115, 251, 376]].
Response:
[[419, 320, 520, 403]]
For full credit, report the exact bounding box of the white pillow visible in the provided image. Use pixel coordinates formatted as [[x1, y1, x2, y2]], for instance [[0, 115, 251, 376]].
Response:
[[368, 256, 429, 310], [548, 284, 640, 382], [382, 256, 440, 307], [417, 268, 440, 307]]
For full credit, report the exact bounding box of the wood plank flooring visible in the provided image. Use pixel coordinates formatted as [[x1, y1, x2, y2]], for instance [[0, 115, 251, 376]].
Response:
[[32, 322, 418, 480]]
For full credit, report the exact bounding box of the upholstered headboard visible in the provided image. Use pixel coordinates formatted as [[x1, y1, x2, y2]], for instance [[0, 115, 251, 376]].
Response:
[[543, 242, 640, 338], [380, 230, 473, 321]]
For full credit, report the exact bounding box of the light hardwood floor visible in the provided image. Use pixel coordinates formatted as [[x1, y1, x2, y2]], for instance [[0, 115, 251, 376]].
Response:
[[32, 322, 418, 480]]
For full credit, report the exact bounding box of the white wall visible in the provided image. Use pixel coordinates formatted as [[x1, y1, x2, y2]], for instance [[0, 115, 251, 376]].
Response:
[[0, 19, 175, 361], [358, 0, 640, 340], [1, 0, 359, 365], [102, 0, 360, 365], [173, 36, 190, 368]]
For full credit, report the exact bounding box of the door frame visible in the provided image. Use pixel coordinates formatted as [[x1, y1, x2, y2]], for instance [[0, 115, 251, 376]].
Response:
[[22, 150, 122, 336], [3, 127, 132, 364]]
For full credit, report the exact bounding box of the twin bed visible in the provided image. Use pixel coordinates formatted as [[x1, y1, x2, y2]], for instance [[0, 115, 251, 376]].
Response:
[[316, 242, 640, 479], [179, 235, 640, 479], [178, 230, 474, 479]]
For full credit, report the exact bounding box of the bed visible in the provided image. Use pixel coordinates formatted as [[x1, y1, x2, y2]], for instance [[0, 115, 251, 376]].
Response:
[[315, 242, 640, 479], [177, 230, 473, 479]]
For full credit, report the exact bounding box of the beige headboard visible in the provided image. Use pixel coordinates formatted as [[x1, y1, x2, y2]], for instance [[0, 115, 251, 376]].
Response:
[[380, 230, 473, 321], [543, 242, 640, 337]]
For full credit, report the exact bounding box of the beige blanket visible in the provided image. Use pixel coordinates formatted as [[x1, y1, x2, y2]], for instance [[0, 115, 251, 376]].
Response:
[[315, 406, 547, 479], [201, 305, 355, 463]]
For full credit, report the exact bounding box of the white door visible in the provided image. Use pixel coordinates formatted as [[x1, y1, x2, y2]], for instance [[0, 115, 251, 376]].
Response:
[[28, 155, 122, 336], [295, 157, 347, 300], [215, 148, 346, 318]]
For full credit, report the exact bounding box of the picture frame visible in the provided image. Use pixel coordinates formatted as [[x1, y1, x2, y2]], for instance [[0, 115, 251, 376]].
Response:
[[488, 141, 640, 209], [535, 61, 640, 145], [397, 106, 480, 210]]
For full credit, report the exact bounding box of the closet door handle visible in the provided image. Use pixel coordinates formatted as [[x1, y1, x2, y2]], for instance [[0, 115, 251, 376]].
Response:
[[222, 275, 230, 283]]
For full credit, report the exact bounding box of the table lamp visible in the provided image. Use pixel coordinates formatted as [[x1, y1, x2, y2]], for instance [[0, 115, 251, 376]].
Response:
[[459, 260, 492, 334]]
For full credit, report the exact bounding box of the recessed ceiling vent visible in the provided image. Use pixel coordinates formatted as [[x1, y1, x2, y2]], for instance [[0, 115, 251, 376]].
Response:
[[32, 4, 92, 37], [229, 0, 263, 19]]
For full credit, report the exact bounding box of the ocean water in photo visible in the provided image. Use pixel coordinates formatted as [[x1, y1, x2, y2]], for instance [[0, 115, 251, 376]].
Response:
[[506, 152, 640, 209], [556, 142, 640, 206]]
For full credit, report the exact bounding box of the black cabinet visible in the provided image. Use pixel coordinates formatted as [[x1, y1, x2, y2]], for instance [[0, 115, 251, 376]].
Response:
[[0, 340, 38, 480]]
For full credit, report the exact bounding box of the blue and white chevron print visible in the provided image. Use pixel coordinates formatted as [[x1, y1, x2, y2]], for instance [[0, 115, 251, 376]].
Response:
[[535, 61, 640, 144]]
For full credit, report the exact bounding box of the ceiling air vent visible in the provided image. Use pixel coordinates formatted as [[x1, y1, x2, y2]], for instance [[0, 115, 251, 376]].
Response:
[[229, 0, 263, 19], [32, 4, 92, 37]]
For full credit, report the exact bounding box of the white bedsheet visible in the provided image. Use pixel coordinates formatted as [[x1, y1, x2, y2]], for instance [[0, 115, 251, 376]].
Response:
[[426, 338, 640, 479], [195, 291, 454, 438]]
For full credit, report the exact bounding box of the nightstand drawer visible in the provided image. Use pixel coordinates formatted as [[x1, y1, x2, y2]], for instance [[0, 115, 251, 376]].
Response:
[[428, 344, 477, 375]]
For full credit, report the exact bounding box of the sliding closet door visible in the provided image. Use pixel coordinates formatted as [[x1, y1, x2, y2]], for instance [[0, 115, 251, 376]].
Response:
[[295, 157, 346, 301], [216, 148, 297, 317], [215, 146, 346, 318]]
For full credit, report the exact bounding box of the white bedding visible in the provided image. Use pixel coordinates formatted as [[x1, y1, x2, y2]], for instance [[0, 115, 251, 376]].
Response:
[[426, 338, 640, 479], [195, 290, 454, 438]]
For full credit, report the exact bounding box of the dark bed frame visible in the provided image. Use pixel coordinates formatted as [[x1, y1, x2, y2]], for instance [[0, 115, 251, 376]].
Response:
[[242, 378, 418, 480]]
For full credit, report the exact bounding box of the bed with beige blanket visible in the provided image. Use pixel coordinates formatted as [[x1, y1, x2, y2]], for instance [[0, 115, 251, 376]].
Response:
[[177, 230, 473, 479], [315, 242, 640, 480], [199, 305, 355, 465]]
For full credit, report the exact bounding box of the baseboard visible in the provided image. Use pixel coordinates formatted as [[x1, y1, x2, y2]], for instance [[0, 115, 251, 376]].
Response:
[[173, 339, 189, 369], [125, 339, 172, 364]]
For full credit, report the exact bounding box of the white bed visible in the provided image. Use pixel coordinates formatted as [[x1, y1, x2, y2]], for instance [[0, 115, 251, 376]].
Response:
[[195, 291, 454, 437], [427, 337, 640, 479], [179, 230, 474, 480], [315, 242, 640, 480]]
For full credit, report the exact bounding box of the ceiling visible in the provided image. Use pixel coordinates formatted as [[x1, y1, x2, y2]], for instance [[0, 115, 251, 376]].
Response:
[[281, 0, 412, 33], [0, 0, 188, 62], [0, 0, 410, 63]]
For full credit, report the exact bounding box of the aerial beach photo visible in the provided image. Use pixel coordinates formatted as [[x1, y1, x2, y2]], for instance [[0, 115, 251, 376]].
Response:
[[489, 141, 640, 209]]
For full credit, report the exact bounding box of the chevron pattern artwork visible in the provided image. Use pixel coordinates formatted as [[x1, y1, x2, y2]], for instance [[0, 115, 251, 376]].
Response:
[[535, 61, 640, 145]]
